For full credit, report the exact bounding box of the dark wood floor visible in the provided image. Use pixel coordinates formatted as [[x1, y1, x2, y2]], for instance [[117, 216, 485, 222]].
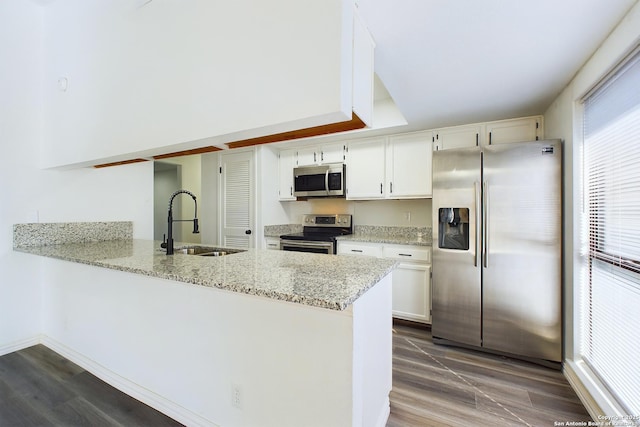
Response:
[[0, 345, 183, 426], [0, 325, 591, 427], [388, 322, 592, 427]]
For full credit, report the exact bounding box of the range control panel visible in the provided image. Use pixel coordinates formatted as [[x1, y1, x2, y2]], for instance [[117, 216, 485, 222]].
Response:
[[302, 214, 352, 227]]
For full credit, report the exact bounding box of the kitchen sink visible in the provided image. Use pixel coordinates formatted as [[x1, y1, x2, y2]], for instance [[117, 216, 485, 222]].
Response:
[[178, 246, 246, 257]]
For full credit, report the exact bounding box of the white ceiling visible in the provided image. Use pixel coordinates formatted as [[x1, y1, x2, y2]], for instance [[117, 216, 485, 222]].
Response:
[[356, 0, 637, 131]]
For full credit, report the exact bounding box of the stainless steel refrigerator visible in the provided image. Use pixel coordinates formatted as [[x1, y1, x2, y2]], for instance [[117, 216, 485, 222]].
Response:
[[431, 139, 562, 363]]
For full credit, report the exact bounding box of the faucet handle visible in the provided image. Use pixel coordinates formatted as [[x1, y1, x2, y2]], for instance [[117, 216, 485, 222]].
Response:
[[160, 233, 167, 248]]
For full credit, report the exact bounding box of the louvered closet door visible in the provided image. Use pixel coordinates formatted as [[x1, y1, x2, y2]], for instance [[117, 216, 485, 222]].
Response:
[[219, 150, 255, 249]]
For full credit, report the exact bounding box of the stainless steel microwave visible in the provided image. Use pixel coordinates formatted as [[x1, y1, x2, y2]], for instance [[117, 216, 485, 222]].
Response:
[[293, 163, 345, 198]]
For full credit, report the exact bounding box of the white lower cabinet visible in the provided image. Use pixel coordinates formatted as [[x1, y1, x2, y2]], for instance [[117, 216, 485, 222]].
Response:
[[264, 237, 281, 250], [337, 241, 431, 324], [336, 241, 383, 257]]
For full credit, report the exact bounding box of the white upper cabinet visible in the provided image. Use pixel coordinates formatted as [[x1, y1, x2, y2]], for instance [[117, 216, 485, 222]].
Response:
[[319, 144, 347, 164], [43, 1, 374, 168], [485, 115, 543, 145], [386, 131, 432, 198], [278, 149, 296, 201], [296, 144, 345, 166], [433, 124, 481, 151], [346, 132, 432, 200], [345, 137, 387, 199], [295, 147, 319, 167]]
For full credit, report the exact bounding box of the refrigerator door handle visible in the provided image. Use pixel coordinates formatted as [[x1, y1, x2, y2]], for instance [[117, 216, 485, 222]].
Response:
[[474, 181, 480, 267], [483, 181, 489, 268]]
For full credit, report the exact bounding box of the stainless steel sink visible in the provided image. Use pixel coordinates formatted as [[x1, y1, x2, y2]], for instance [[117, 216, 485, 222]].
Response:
[[179, 246, 245, 257]]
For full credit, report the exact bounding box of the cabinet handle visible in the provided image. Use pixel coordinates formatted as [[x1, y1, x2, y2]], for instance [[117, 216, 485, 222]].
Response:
[[290, 186, 293, 196], [398, 253, 412, 257], [351, 249, 363, 253], [390, 182, 393, 193], [489, 131, 492, 145], [314, 152, 317, 162], [321, 151, 324, 162], [380, 183, 383, 194]]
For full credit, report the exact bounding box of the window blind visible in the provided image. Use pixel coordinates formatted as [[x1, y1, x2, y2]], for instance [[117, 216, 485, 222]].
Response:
[[582, 47, 640, 420]]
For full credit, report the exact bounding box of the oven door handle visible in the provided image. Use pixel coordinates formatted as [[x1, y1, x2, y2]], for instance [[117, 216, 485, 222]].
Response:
[[280, 240, 333, 249]]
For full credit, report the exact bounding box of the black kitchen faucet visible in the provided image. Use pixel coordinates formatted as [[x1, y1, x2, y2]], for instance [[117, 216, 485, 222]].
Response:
[[161, 189, 199, 255]]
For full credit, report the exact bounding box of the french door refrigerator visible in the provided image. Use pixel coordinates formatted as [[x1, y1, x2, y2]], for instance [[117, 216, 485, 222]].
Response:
[[431, 139, 562, 363]]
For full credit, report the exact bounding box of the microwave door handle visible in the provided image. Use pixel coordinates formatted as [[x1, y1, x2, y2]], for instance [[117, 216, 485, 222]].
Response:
[[325, 169, 330, 195]]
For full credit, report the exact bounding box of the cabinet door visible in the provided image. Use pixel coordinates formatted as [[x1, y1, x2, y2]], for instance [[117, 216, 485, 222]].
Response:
[[387, 131, 432, 198], [433, 125, 481, 151], [296, 147, 318, 166], [264, 237, 281, 250], [345, 137, 386, 199], [382, 245, 431, 262], [337, 241, 383, 257], [318, 143, 345, 164], [278, 149, 296, 201], [391, 263, 431, 324], [486, 116, 542, 145]]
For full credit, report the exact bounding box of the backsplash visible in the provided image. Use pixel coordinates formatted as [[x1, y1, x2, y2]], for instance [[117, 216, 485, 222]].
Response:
[[263, 224, 303, 237], [13, 221, 133, 247], [354, 225, 431, 241]]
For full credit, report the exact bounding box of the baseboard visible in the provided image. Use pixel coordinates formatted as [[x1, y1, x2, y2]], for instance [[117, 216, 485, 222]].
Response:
[[564, 359, 605, 422], [374, 397, 391, 427], [0, 335, 42, 357], [40, 336, 218, 427]]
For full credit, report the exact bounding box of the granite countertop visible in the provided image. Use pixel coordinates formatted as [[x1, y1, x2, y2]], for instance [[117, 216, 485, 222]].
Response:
[[264, 224, 433, 246], [337, 226, 433, 247], [14, 240, 397, 311], [337, 233, 431, 246]]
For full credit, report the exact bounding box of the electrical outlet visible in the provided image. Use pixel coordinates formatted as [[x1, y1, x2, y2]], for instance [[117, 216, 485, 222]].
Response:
[[232, 384, 242, 409]]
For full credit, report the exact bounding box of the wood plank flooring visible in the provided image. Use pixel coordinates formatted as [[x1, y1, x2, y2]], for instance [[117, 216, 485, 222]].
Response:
[[0, 324, 591, 426], [0, 345, 183, 427], [388, 321, 592, 427]]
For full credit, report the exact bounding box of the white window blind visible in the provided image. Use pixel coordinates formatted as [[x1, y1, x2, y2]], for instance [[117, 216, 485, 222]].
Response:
[[582, 47, 640, 420]]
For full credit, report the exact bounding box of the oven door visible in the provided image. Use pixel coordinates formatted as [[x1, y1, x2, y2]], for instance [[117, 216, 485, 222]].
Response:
[[280, 239, 335, 254]]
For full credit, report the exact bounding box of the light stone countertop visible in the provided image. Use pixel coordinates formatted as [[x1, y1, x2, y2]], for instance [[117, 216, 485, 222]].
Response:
[[336, 233, 432, 247], [264, 224, 433, 247], [336, 225, 433, 247], [14, 239, 397, 311]]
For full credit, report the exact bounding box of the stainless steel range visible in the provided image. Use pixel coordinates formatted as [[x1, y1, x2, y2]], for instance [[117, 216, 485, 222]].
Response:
[[280, 214, 352, 254]]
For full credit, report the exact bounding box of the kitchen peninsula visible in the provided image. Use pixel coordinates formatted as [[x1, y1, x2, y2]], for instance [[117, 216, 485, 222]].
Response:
[[12, 222, 396, 427]]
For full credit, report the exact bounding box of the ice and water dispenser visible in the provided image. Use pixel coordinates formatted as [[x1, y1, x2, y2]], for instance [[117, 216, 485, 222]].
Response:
[[438, 208, 469, 250]]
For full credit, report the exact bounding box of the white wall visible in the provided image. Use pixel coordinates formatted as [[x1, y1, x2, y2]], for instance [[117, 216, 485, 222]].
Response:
[[41, 0, 355, 168], [154, 164, 182, 242], [200, 152, 220, 245], [0, 0, 153, 352], [154, 156, 202, 244], [543, 0, 640, 416], [280, 198, 432, 228]]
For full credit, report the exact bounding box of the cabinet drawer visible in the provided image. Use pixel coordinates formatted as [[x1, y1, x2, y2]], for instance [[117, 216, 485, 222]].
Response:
[[264, 237, 281, 250], [337, 242, 383, 257], [382, 246, 431, 262]]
